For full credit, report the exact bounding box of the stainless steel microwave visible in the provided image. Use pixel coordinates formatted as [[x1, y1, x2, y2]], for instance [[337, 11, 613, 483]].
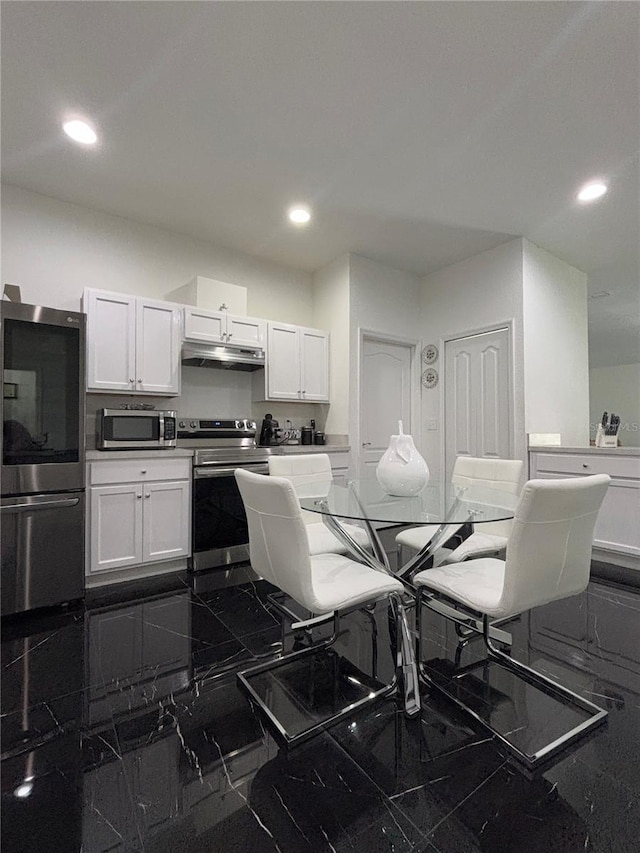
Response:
[[97, 409, 177, 450]]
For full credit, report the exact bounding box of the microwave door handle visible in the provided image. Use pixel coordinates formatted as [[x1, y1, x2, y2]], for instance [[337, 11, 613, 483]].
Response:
[[158, 413, 165, 442]]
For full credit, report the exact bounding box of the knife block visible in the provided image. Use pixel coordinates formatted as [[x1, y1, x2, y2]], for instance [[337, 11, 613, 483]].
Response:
[[595, 424, 619, 448]]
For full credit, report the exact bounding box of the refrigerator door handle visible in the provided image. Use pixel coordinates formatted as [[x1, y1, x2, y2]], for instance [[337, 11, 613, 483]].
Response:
[[1, 496, 81, 511]]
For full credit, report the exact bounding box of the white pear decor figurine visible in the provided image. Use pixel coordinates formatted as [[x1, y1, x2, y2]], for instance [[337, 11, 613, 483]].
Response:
[[376, 421, 430, 496]]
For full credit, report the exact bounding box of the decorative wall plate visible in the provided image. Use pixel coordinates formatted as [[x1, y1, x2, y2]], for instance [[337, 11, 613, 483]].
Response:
[[421, 368, 439, 389], [421, 344, 439, 365]]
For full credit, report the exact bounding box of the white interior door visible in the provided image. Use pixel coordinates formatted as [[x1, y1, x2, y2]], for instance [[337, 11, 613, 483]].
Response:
[[444, 328, 511, 479], [359, 337, 414, 477]]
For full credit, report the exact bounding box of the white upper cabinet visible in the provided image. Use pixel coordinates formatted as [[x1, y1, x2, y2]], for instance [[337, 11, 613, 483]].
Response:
[[84, 289, 181, 395], [262, 321, 329, 402], [183, 307, 265, 349], [300, 327, 330, 401]]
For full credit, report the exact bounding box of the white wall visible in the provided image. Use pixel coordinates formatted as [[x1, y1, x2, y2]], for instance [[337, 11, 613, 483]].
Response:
[[1, 184, 313, 321], [313, 254, 350, 435], [419, 239, 526, 479], [523, 240, 589, 446], [589, 363, 640, 446], [2, 184, 322, 426], [348, 254, 422, 458]]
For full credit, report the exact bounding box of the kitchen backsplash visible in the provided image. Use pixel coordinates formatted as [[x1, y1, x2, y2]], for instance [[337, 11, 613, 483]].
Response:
[[85, 367, 330, 449]]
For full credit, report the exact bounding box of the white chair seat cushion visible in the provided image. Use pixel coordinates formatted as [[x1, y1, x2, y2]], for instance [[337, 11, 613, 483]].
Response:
[[395, 524, 441, 550], [306, 522, 371, 556], [308, 553, 404, 613], [443, 532, 508, 563], [413, 558, 510, 617]]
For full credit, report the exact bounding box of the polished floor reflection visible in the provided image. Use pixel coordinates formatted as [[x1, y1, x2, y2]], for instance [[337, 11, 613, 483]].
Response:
[[1, 565, 639, 852]]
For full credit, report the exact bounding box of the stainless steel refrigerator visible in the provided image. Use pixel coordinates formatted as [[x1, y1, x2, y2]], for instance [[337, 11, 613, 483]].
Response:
[[1, 301, 86, 615]]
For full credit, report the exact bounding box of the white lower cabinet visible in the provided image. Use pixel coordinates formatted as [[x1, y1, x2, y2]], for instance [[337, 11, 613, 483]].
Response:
[[529, 450, 640, 567], [88, 457, 191, 577]]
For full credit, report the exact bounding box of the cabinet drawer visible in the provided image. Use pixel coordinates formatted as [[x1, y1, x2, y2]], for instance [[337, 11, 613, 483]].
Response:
[[533, 453, 640, 479], [90, 457, 191, 485]]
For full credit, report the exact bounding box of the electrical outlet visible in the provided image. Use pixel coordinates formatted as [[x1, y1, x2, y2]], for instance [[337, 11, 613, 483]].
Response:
[[426, 419, 438, 431]]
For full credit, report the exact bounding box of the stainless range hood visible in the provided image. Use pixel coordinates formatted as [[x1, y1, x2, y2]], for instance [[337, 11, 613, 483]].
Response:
[[181, 342, 265, 372]]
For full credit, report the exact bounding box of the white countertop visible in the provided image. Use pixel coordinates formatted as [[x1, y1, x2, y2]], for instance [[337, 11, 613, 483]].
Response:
[[529, 445, 640, 457], [86, 448, 194, 460]]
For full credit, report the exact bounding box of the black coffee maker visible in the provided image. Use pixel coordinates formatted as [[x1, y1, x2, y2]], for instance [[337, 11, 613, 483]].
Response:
[[258, 414, 280, 446]]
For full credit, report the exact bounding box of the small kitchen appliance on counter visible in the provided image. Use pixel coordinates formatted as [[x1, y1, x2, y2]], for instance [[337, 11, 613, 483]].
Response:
[[177, 417, 272, 571], [258, 414, 281, 446], [97, 408, 177, 449]]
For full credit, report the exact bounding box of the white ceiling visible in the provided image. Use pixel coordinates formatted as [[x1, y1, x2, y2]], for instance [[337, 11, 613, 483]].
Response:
[[1, 1, 638, 366]]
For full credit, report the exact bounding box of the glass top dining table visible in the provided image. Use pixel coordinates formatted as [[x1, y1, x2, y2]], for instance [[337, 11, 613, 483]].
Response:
[[298, 477, 518, 720], [298, 478, 517, 527]]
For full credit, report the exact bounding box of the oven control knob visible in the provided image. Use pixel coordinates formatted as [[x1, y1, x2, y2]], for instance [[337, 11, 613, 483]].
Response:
[[235, 420, 242, 430], [190, 421, 197, 429], [178, 421, 186, 429]]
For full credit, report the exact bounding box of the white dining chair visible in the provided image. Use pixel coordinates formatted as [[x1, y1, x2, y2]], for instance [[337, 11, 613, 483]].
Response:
[[234, 468, 405, 745], [395, 456, 524, 565], [414, 474, 611, 767], [268, 453, 371, 556]]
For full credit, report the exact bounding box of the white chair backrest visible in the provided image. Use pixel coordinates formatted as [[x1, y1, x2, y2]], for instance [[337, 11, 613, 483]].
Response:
[[235, 469, 316, 608], [499, 475, 610, 616], [452, 457, 524, 538], [268, 454, 333, 525]]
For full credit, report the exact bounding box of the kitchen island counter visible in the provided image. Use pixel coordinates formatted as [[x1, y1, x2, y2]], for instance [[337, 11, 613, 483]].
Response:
[[529, 445, 639, 457]]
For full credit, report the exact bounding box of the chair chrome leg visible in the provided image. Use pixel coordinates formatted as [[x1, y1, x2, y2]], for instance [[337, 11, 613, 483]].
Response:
[[237, 602, 400, 747], [415, 595, 608, 767], [391, 592, 421, 718]]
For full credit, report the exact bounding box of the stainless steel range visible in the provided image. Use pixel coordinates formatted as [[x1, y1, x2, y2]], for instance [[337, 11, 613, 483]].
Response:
[[177, 417, 272, 571]]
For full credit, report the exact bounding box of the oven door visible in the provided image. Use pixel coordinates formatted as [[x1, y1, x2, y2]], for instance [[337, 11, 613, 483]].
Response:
[[191, 463, 268, 571]]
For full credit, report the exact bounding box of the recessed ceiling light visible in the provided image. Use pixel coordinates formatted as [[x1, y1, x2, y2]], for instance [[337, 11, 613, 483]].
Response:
[[576, 181, 608, 203], [288, 206, 311, 225], [63, 119, 97, 145]]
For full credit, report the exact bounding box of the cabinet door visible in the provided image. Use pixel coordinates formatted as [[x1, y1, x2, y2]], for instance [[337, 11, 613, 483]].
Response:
[[90, 485, 144, 572], [226, 314, 266, 348], [183, 307, 226, 344], [84, 289, 136, 391], [300, 328, 329, 402], [136, 299, 181, 395], [592, 479, 640, 556], [142, 480, 190, 563], [266, 323, 301, 400]]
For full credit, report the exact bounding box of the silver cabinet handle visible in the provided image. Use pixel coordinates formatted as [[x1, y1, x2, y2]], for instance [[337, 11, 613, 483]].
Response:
[[137, 494, 142, 499], [227, 332, 233, 339], [129, 378, 134, 384], [137, 378, 142, 383], [582, 463, 589, 469], [362, 442, 372, 446], [145, 492, 150, 498], [141, 469, 147, 474]]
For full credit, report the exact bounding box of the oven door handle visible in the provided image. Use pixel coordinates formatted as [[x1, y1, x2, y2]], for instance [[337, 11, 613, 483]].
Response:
[[194, 464, 268, 479]]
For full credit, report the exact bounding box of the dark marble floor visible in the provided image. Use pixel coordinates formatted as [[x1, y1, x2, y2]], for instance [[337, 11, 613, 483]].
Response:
[[2, 563, 639, 853]]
